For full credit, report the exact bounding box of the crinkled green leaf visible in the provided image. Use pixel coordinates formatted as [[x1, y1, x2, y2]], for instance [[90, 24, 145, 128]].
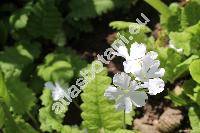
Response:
[[27, 0, 62, 40], [158, 48, 182, 83], [181, 0, 200, 28], [0, 42, 41, 79], [38, 48, 86, 84], [39, 89, 67, 132], [6, 78, 36, 114], [160, 3, 182, 32], [61, 125, 83, 133], [169, 22, 200, 56], [68, 0, 114, 19]]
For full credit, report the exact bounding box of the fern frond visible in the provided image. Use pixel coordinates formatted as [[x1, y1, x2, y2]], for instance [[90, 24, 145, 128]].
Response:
[[80, 62, 123, 132], [109, 21, 151, 32]]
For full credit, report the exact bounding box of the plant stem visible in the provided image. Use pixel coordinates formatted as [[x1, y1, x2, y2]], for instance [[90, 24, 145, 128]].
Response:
[[144, 0, 171, 17], [27, 112, 40, 130], [72, 100, 82, 111], [123, 109, 126, 129]]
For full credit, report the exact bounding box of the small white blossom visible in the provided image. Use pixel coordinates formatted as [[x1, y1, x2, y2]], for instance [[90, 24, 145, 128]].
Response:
[[104, 72, 148, 113], [140, 78, 165, 95], [44, 82, 66, 101], [114, 42, 165, 95]]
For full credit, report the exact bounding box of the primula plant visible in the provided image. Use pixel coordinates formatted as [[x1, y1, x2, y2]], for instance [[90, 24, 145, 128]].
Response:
[[0, 0, 200, 133], [104, 43, 165, 113]]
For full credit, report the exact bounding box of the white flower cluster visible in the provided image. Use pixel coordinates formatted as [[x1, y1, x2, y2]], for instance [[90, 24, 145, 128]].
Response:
[[104, 42, 165, 113]]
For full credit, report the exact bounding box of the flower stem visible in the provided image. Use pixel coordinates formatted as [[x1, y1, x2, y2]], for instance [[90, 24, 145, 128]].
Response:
[[144, 0, 171, 17], [123, 109, 126, 129]]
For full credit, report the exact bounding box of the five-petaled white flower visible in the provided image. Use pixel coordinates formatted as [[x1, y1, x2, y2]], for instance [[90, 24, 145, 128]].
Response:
[[114, 42, 165, 95], [104, 72, 148, 113], [45, 82, 66, 101]]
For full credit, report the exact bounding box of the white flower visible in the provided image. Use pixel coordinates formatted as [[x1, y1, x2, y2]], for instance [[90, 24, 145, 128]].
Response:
[[114, 42, 146, 61], [114, 42, 147, 74], [140, 78, 165, 95], [114, 42, 165, 95], [134, 53, 165, 82], [104, 72, 148, 113], [45, 82, 66, 101]]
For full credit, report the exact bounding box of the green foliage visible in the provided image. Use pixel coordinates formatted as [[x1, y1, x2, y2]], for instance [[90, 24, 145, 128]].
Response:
[[27, 0, 63, 40], [68, 0, 135, 20], [109, 21, 153, 49], [0, 41, 41, 79], [189, 107, 200, 133], [37, 48, 86, 84], [189, 59, 200, 84], [68, 0, 114, 19], [169, 22, 200, 56], [159, 0, 200, 32], [80, 64, 124, 132], [39, 89, 67, 132], [181, 0, 200, 28]]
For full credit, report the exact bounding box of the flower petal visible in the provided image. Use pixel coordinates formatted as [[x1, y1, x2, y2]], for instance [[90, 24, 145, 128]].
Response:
[[115, 96, 133, 113], [123, 60, 142, 75], [113, 72, 131, 89], [124, 97, 133, 113], [148, 78, 165, 95], [104, 86, 122, 100], [52, 83, 66, 101], [129, 80, 139, 91], [130, 43, 146, 59], [146, 51, 158, 60], [129, 91, 148, 107], [44, 82, 55, 90], [114, 45, 130, 60]]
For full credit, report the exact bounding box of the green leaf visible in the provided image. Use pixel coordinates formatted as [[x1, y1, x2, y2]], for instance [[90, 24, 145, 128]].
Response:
[[27, 0, 62, 40], [173, 55, 199, 80], [169, 22, 200, 56], [160, 3, 182, 32], [38, 48, 86, 84], [181, 0, 200, 28], [169, 32, 191, 56], [3, 115, 38, 133], [189, 107, 200, 133], [105, 128, 136, 133], [39, 89, 67, 132], [61, 125, 83, 133], [167, 91, 189, 106], [6, 78, 36, 114], [68, 0, 114, 19], [0, 106, 5, 128], [9, 9, 29, 30], [109, 21, 151, 32], [157, 48, 182, 83], [189, 59, 200, 84], [0, 70, 10, 105], [81, 63, 123, 132], [37, 52, 74, 84], [0, 42, 41, 79]]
